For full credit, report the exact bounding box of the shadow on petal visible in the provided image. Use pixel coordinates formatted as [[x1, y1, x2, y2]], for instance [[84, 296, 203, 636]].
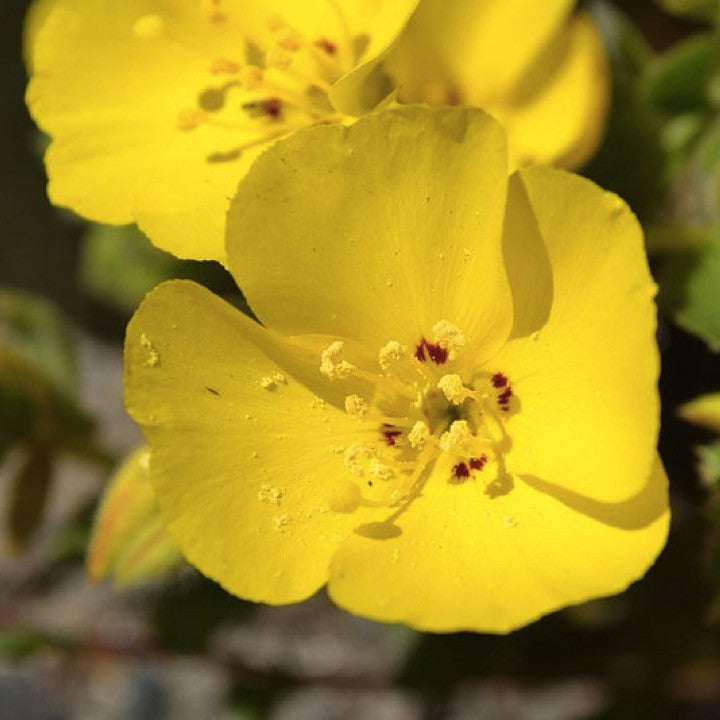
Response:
[[520, 454, 668, 530], [355, 521, 403, 540], [503, 172, 554, 340]]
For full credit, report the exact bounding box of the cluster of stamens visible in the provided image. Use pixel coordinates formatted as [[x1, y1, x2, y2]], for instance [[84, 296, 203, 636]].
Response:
[[132, 2, 358, 162], [318, 321, 517, 513]]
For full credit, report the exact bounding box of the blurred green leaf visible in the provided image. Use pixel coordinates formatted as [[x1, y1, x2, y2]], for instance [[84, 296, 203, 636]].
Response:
[[0, 629, 49, 660], [585, 3, 665, 221], [0, 289, 77, 397], [591, 2, 655, 89], [7, 444, 53, 551], [643, 34, 719, 114], [80, 224, 180, 315], [658, 230, 720, 347], [696, 442, 720, 486], [657, 0, 719, 21]]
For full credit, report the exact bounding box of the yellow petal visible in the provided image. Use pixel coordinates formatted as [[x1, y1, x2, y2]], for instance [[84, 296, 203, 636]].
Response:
[[329, 0, 420, 115], [493, 167, 659, 503], [87, 446, 184, 588], [328, 455, 668, 633], [384, 0, 574, 106], [124, 280, 378, 603], [26, 0, 415, 263], [227, 106, 513, 364], [679, 393, 720, 433], [497, 13, 610, 169]]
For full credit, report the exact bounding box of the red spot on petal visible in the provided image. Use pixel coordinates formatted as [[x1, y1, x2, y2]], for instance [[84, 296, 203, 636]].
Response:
[[498, 388, 512, 404], [263, 97, 282, 118], [382, 430, 402, 446], [491, 372, 508, 388], [469, 455, 487, 471], [414, 337, 448, 365], [315, 37, 337, 55], [452, 462, 470, 480]]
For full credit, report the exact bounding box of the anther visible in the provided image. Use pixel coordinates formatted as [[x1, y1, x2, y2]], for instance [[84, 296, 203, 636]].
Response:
[[437, 374, 473, 405], [439, 420, 472, 455], [432, 320, 466, 359], [378, 340, 406, 371], [408, 421, 430, 449], [320, 341, 355, 379], [344, 394, 368, 420]]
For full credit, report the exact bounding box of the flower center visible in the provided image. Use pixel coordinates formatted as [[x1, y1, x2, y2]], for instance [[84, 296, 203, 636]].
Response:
[[320, 321, 518, 514], [132, 3, 363, 162]]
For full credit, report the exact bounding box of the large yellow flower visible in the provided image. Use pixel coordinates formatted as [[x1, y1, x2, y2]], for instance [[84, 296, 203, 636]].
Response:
[[25, 0, 419, 262], [26, 0, 606, 264], [383, 0, 608, 169], [124, 107, 668, 633]]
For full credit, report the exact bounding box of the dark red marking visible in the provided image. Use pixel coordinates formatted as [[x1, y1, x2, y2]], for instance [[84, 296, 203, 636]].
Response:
[[469, 455, 487, 471], [382, 430, 402, 446], [452, 462, 470, 479], [315, 38, 337, 55], [414, 337, 448, 365], [498, 388, 512, 404], [491, 372, 508, 388], [263, 97, 282, 118]]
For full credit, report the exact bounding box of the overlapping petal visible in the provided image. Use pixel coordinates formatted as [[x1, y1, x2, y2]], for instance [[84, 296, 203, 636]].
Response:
[[383, 0, 607, 169], [329, 457, 668, 633], [227, 106, 512, 363], [494, 167, 659, 503], [124, 280, 378, 603]]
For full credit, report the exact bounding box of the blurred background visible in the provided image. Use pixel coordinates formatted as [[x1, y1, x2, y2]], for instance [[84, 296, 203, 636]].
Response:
[[4, 0, 720, 718]]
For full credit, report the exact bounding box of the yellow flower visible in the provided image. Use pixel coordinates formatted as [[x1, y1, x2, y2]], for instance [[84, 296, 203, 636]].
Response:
[[88, 446, 184, 588], [25, 0, 419, 262], [383, 0, 609, 169], [124, 106, 668, 633]]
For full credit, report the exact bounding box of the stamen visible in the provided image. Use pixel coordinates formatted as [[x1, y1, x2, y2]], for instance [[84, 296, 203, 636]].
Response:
[[367, 459, 395, 481], [343, 443, 376, 476], [439, 420, 472, 455], [437, 374, 473, 405], [320, 341, 355, 379], [378, 340, 406, 371], [432, 320, 466, 359], [408, 421, 430, 449], [344, 394, 368, 420]]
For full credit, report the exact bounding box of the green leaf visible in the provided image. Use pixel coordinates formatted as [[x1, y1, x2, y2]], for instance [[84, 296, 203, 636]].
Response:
[[657, 0, 719, 22], [696, 442, 720, 486], [658, 230, 720, 347], [643, 34, 719, 114], [6, 445, 53, 551], [79, 224, 181, 315], [0, 290, 78, 397]]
